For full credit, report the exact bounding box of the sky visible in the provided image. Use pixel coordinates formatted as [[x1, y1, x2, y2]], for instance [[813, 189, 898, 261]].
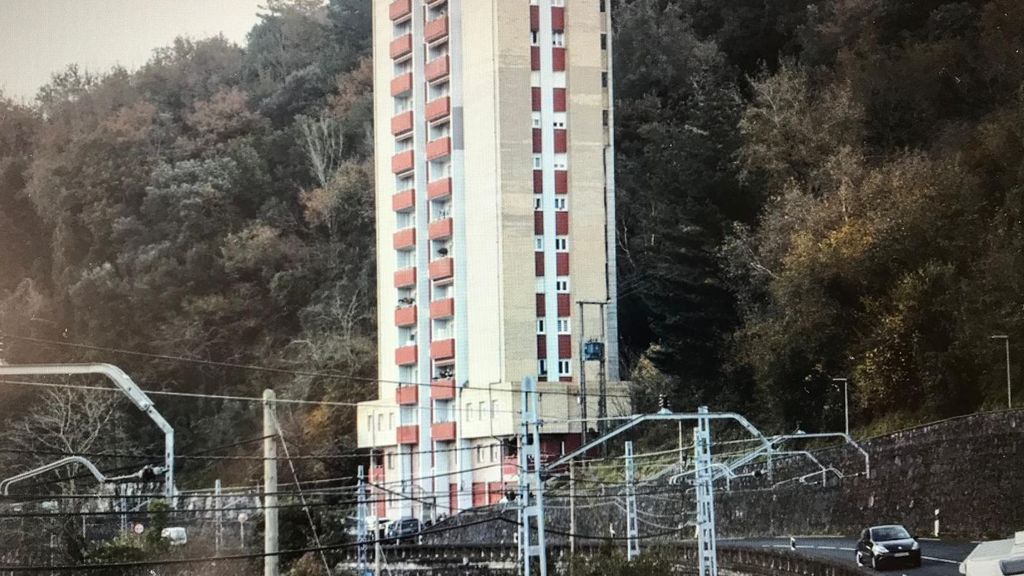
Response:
[[0, 0, 266, 102]]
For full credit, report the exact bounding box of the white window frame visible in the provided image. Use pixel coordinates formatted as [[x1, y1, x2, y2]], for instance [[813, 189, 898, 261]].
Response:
[[557, 318, 570, 334], [555, 237, 568, 252], [558, 359, 572, 376], [536, 318, 546, 334], [556, 277, 570, 293]]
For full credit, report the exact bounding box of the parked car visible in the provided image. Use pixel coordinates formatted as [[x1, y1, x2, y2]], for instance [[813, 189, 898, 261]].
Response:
[[856, 524, 922, 570], [386, 517, 423, 542], [959, 531, 1024, 575]]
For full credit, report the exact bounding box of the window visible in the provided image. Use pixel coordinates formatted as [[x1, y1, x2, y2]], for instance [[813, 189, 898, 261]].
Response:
[[491, 400, 498, 418], [477, 446, 485, 462], [600, 0, 606, 12], [553, 155, 568, 170], [479, 401, 486, 420], [558, 359, 572, 376], [602, 72, 608, 88], [536, 318, 546, 334], [532, 115, 542, 128], [387, 453, 395, 470], [552, 32, 566, 47], [554, 197, 567, 211], [530, 31, 538, 45], [557, 318, 570, 334], [389, 412, 395, 430], [553, 119, 566, 129], [556, 277, 570, 293], [555, 237, 568, 252], [367, 415, 373, 431], [535, 236, 544, 251], [490, 444, 499, 462], [538, 358, 548, 376], [536, 277, 545, 293], [533, 155, 542, 169], [400, 405, 416, 425], [534, 194, 543, 210], [600, 33, 607, 50], [465, 402, 473, 421], [603, 110, 609, 127], [377, 414, 384, 431]]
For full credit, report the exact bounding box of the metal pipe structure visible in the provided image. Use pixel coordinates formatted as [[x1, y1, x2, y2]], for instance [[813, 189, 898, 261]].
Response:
[[0, 363, 176, 502], [1, 456, 107, 495]]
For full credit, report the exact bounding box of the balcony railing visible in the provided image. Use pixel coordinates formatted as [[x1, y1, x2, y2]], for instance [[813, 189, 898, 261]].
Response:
[[430, 297, 455, 318], [394, 305, 416, 327], [426, 136, 451, 161], [429, 257, 454, 280], [424, 17, 449, 43], [396, 424, 418, 445], [425, 96, 451, 123], [393, 227, 416, 250], [428, 217, 453, 240], [431, 378, 456, 400], [432, 421, 456, 442], [396, 385, 418, 405], [431, 338, 455, 360], [425, 55, 450, 82], [394, 267, 416, 288], [395, 344, 417, 366], [392, 189, 415, 212], [390, 34, 413, 59], [391, 110, 413, 136], [391, 73, 413, 97], [427, 177, 452, 200], [389, 0, 412, 21]]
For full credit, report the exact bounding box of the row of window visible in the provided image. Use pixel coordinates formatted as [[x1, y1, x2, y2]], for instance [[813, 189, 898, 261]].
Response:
[[539, 358, 572, 376], [535, 276, 570, 293], [537, 317, 570, 334]]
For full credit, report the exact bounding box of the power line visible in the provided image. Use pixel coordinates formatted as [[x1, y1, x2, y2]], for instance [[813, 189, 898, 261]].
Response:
[[1, 333, 635, 402]]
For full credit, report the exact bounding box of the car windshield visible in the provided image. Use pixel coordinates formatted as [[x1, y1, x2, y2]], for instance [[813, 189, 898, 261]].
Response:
[[872, 526, 911, 541]]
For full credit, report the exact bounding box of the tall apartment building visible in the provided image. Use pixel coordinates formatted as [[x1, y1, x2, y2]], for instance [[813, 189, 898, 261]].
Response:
[[357, 0, 626, 521]]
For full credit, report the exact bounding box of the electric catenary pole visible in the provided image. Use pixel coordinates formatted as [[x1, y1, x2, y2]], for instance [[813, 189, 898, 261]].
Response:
[[518, 376, 548, 576], [624, 441, 640, 561], [356, 465, 371, 576], [693, 407, 718, 576]]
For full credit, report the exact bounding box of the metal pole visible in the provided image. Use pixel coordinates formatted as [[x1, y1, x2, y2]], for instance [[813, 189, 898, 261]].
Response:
[[569, 461, 576, 557], [625, 441, 639, 561], [832, 378, 849, 436], [215, 479, 222, 553], [694, 407, 718, 576], [597, 303, 608, 444], [263, 390, 279, 576], [1006, 337, 1013, 409], [357, 466, 369, 576], [578, 301, 588, 449], [518, 377, 547, 576]]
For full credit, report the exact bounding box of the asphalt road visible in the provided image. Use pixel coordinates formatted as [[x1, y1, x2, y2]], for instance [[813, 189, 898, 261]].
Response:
[[721, 537, 977, 576]]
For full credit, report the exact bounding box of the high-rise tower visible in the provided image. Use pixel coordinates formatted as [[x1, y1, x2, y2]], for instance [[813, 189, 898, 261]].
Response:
[[357, 0, 625, 521]]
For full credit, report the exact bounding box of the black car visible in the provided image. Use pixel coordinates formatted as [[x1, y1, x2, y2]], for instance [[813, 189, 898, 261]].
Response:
[[386, 517, 423, 542], [856, 524, 922, 569]]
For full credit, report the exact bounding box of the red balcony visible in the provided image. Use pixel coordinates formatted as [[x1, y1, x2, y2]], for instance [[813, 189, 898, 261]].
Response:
[[532, 170, 569, 194], [503, 456, 518, 476], [428, 177, 452, 199], [554, 129, 567, 153], [555, 170, 568, 193], [389, 0, 411, 21], [394, 267, 416, 288], [535, 252, 544, 276], [530, 6, 565, 30], [395, 344, 417, 366], [558, 293, 571, 316], [396, 385, 418, 405], [394, 305, 416, 327], [432, 421, 456, 441], [427, 136, 451, 161], [557, 252, 569, 275], [391, 111, 413, 136], [371, 465, 385, 482], [531, 47, 540, 71], [397, 425, 418, 445], [429, 257, 454, 280], [390, 34, 413, 59], [391, 73, 413, 97], [431, 338, 455, 360], [536, 293, 545, 315], [425, 56, 450, 82], [536, 335, 546, 357], [393, 227, 416, 250], [424, 17, 449, 43], [534, 210, 543, 234], [431, 378, 456, 400], [430, 297, 455, 318], [429, 217, 453, 240], [531, 88, 567, 112], [559, 334, 572, 358], [392, 150, 414, 174], [553, 47, 566, 71], [553, 7, 565, 29], [392, 189, 415, 212], [426, 96, 450, 122], [533, 128, 542, 153], [556, 211, 569, 234]]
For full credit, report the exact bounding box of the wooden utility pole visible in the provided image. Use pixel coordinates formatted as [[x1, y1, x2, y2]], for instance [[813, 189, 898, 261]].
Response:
[[263, 390, 279, 576]]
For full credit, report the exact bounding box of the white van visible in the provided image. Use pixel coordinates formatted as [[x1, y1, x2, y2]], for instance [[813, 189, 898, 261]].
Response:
[[960, 531, 1024, 575]]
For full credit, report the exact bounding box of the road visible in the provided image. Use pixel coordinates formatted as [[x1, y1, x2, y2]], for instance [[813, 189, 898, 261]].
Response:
[[722, 537, 976, 576]]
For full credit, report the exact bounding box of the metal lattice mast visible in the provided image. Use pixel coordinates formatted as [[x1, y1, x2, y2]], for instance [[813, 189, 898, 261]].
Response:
[[356, 465, 371, 576], [624, 441, 640, 561], [518, 377, 548, 576], [694, 406, 718, 576]]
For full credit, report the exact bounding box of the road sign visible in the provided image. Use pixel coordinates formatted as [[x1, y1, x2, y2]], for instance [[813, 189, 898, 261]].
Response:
[[133, 523, 145, 535]]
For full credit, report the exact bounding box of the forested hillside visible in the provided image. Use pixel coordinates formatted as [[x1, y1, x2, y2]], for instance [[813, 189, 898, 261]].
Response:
[[0, 0, 1022, 490]]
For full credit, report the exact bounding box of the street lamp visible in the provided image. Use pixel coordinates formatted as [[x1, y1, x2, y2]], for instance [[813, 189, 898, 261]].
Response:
[[832, 378, 849, 437], [990, 335, 1012, 409]]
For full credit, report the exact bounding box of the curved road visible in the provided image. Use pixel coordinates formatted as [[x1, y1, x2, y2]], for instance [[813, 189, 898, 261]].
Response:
[[722, 537, 976, 576]]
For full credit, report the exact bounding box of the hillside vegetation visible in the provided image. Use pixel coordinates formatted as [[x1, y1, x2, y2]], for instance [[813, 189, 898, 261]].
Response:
[[0, 0, 1022, 488]]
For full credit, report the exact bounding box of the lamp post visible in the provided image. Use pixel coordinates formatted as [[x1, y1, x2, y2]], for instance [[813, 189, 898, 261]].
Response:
[[990, 335, 1012, 408], [832, 378, 849, 437]]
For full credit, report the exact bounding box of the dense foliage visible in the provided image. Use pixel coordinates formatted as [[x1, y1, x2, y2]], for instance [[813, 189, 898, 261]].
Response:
[[616, 0, 1024, 433]]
